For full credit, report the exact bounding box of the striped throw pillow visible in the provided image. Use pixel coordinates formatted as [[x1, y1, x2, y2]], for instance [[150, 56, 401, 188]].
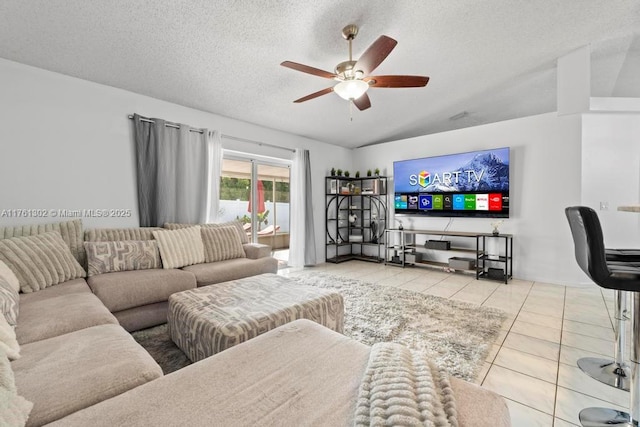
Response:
[[84, 240, 162, 276], [152, 226, 205, 269], [0, 276, 19, 327], [164, 220, 249, 244], [0, 219, 85, 268], [201, 226, 246, 263], [0, 260, 19, 294], [0, 231, 87, 293]]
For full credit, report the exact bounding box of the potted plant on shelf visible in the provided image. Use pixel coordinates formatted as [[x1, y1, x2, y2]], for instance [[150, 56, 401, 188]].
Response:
[[374, 168, 380, 176], [491, 220, 504, 236], [344, 170, 350, 177], [367, 169, 372, 177], [355, 171, 360, 178], [336, 169, 343, 176], [330, 167, 336, 176]]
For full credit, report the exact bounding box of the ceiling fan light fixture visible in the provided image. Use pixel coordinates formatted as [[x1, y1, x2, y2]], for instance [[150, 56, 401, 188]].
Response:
[[334, 79, 369, 100]]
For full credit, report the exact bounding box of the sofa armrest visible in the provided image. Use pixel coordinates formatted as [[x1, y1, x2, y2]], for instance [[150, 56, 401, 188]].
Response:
[[243, 243, 272, 259]]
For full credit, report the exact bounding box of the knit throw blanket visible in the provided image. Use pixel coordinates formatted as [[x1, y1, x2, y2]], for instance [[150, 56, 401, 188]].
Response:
[[354, 343, 459, 427]]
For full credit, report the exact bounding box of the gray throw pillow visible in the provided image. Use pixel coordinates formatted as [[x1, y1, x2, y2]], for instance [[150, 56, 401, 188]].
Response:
[[84, 240, 162, 277]]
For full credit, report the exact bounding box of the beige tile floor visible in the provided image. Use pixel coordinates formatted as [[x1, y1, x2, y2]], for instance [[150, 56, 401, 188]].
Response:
[[280, 260, 630, 427]]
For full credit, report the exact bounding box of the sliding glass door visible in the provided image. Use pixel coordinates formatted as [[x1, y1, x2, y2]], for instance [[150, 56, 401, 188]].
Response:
[[219, 156, 290, 264]]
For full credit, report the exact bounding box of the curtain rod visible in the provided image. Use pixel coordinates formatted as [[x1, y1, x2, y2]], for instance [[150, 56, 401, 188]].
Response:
[[128, 115, 204, 134], [128, 115, 296, 153], [221, 134, 295, 153]]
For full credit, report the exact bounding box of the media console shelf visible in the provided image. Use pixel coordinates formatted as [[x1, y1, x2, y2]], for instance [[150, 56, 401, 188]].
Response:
[[384, 228, 513, 284]]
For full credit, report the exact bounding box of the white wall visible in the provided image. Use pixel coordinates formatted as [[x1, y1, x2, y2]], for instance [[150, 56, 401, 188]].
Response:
[[353, 112, 585, 285], [581, 113, 640, 247], [0, 58, 351, 260]]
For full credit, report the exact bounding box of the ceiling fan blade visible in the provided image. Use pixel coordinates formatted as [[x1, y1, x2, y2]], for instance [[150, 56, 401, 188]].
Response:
[[365, 75, 430, 88], [354, 35, 398, 75], [352, 93, 371, 111], [293, 87, 334, 103], [281, 61, 338, 79]]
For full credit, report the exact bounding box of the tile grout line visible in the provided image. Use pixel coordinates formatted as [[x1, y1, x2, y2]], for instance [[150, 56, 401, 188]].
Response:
[[480, 279, 536, 385], [551, 285, 568, 426]]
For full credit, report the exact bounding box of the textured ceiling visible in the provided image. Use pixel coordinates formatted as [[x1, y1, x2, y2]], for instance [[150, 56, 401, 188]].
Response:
[[0, 1, 639, 148]]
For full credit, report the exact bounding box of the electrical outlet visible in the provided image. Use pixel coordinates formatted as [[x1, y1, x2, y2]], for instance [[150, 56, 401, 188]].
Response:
[[600, 202, 609, 211]]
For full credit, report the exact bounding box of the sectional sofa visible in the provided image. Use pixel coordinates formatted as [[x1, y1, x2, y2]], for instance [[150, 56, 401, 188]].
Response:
[[0, 219, 510, 426]]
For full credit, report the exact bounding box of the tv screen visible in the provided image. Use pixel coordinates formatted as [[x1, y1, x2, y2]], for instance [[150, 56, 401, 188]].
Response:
[[393, 147, 510, 218]]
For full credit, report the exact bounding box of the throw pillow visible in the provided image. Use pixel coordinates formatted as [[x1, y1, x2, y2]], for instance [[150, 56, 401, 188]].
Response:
[[0, 231, 87, 293], [164, 220, 249, 244], [201, 226, 246, 263], [0, 219, 85, 268], [84, 227, 161, 242], [84, 240, 162, 277], [0, 276, 19, 327], [0, 347, 33, 426], [152, 226, 205, 269], [0, 260, 19, 293], [0, 313, 20, 360]]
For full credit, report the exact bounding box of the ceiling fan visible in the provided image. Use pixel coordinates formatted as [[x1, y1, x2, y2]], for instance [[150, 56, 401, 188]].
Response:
[[281, 24, 429, 111]]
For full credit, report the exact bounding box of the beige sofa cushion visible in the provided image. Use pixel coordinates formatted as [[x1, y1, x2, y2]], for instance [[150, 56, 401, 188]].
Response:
[[49, 320, 510, 427], [48, 319, 367, 427], [201, 226, 245, 263], [0, 231, 86, 293], [0, 348, 33, 427], [165, 220, 249, 244], [152, 226, 204, 269], [87, 269, 197, 313], [84, 227, 161, 242], [0, 219, 85, 268], [13, 324, 162, 427], [113, 301, 168, 333], [181, 257, 278, 287], [84, 240, 162, 276], [16, 279, 118, 345], [242, 243, 271, 260]]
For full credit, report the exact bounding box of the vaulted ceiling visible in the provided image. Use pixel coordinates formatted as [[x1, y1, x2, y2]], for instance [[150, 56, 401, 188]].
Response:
[[0, 1, 638, 148]]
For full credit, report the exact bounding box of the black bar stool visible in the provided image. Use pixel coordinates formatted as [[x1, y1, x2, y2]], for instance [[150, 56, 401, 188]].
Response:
[[566, 206, 640, 426]]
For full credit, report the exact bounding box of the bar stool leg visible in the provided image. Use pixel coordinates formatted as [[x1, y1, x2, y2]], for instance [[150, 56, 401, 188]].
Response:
[[577, 290, 631, 391], [578, 292, 640, 426]]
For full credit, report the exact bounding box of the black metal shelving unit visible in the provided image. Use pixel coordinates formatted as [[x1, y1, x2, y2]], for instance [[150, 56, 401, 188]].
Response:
[[325, 176, 387, 263], [476, 233, 513, 284], [384, 229, 513, 284]]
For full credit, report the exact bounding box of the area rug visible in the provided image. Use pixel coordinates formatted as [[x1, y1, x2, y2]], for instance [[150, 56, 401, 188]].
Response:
[[133, 272, 506, 381], [290, 271, 506, 381]]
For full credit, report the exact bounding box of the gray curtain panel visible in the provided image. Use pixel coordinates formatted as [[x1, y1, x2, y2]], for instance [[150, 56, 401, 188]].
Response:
[[302, 149, 317, 265], [133, 114, 209, 227]]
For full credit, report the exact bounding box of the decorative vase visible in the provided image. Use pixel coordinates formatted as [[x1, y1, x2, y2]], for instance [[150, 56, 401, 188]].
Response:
[[370, 221, 378, 243], [492, 228, 499, 236]]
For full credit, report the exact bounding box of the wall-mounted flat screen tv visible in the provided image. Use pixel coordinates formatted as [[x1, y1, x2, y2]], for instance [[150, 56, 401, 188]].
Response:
[[393, 147, 510, 218]]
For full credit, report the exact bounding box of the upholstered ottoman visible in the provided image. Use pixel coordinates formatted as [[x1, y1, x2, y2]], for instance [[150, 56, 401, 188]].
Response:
[[168, 273, 344, 362]]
